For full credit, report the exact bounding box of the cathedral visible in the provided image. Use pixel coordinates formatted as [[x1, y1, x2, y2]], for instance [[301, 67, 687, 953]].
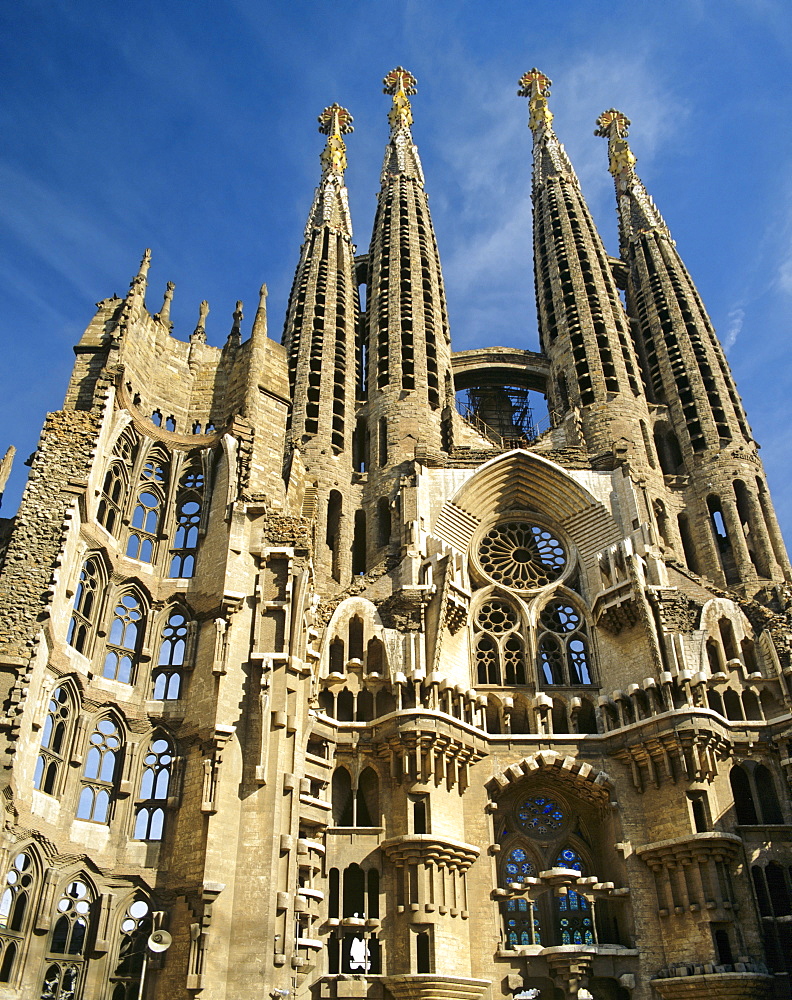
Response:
[[1, 66, 791, 1000]]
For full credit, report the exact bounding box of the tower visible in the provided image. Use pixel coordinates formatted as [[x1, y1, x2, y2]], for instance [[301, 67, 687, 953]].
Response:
[[595, 107, 791, 592], [0, 69, 790, 1000], [282, 104, 361, 587]]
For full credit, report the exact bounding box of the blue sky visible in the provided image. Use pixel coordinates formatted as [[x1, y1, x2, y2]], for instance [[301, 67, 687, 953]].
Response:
[[2, 0, 792, 542]]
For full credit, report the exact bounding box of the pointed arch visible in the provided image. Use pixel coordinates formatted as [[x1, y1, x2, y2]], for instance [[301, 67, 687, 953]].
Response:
[[67, 553, 108, 656], [152, 604, 192, 700], [133, 731, 174, 841], [76, 715, 124, 824], [433, 449, 621, 559], [34, 681, 79, 797]]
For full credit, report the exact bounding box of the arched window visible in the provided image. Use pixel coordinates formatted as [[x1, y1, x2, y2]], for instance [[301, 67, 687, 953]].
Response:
[[0, 848, 38, 982], [67, 557, 102, 654], [77, 719, 122, 823], [755, 764, 784, 824], [109, 898, 152, 1000], [537, 599, 592, 686], [730, 764, 758, 825], [500, 847, 541, 946], [356, 767, 379, 827], [554, 847, 593, 945], [126, 456, 168, 563], [103, 594, 143, 684], [133, 736, 173, 841], [169, 464, 204, 578], [40, 878, 93, 998], [97, 462, 127, 535], [473, 597, 526, 686], [153, 610, 189, 700], [34, 686, 74, 795], [332, 768, 353, 826]]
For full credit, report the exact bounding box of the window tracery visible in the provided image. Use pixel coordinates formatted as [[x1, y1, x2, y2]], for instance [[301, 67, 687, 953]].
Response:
[[473, 597, 527, 686], [126, 456, 168, 564], [67, 557, 102, 655], [133, 735, 173, 841], [477, 519, 567, 591], [170, 464, 204, 578], [153, 610, 189, 699], [40, 878, 93, 1000], [103, 594, 143, 684], [537, 598, 592, 686], [76, 719, 122, 824], [97, 463, 127, 536], [109, 898, 152, 1000], [0, 850, 37, 983], [34, 686, 74, 795]]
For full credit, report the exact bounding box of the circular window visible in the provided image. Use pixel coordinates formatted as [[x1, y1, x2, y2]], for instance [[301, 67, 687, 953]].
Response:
[[476, 519, 567, 591], [516, 795, 566, 836]]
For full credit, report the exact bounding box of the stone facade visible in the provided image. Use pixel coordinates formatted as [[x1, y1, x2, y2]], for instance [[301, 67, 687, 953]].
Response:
[[0, 68, 790, 1000]]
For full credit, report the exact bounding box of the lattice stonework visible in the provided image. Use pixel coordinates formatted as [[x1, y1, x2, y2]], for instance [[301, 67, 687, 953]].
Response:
[[476, 519, 567, 591]]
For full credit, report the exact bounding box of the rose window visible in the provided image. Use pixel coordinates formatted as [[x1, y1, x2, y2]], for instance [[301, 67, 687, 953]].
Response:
[[477, 521, 566, 590], [517, 795, 565, 836]]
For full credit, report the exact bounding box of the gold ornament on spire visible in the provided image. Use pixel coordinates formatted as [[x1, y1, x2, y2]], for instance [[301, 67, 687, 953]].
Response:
[[595, 109, 636, 177], [517, 69, 553, 131], [318, 104, 354, 175], [383, 66, 417, 131]]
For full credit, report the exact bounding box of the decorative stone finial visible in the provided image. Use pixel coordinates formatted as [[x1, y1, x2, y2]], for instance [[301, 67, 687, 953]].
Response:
[[383, 67, 417, 131], [0, 445, 15, 506], [227, 300, 243, 347], [137, 248, 152, 280], [517, 69, 553, 132], [595, 109, 637, 178], [191, 300, 209, 344], [251, 284, 268, 342], [318, 104, 353, 176], [155, 281, 175, 329]]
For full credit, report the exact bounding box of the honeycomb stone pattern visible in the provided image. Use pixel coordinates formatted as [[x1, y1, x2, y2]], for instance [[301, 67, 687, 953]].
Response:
[[478, 520, 566, 590]]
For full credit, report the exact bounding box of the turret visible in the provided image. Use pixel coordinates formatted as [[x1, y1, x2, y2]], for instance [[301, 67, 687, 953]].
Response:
[[596, 109, 791, 586], [363, 68, 455, 473], [519, 70, 651, 466]]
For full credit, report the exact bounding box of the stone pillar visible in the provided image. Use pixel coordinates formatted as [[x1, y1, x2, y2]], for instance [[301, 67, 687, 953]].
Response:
[[720, 496, 756, 583]]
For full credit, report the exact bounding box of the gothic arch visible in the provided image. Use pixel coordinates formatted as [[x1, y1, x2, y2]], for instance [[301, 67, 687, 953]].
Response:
[[433, 450, 622, 560], [486, 750, 614, 807]]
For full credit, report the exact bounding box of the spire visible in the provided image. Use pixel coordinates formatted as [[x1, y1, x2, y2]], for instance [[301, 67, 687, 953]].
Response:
[[305, 104, 354, 237], [595, 108, 753, 450], [518, 70, 644, 435], [282, 108, 360, 461], [318, 103, 353, 177], [364, 65, 453, 437], [517, 69, 578, 186], [155, 281, 175, 330], [381, 67, 424, 183], [594, 109, 671, 251]]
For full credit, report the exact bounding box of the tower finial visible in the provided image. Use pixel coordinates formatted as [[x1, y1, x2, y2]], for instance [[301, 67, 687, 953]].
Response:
[[318, 104, 354, 176], [595, 109, 636, 184], [155, 281, 175, 330], [517, 69, 553, 132], [227, 300, 243, 348], [383, 66, 417, 132], [191, 300, 209, 344], [251, 283, 268, 342]]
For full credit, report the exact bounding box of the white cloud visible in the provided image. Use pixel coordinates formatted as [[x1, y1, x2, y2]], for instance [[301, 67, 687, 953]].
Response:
[[722, 306, 745, 351]]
